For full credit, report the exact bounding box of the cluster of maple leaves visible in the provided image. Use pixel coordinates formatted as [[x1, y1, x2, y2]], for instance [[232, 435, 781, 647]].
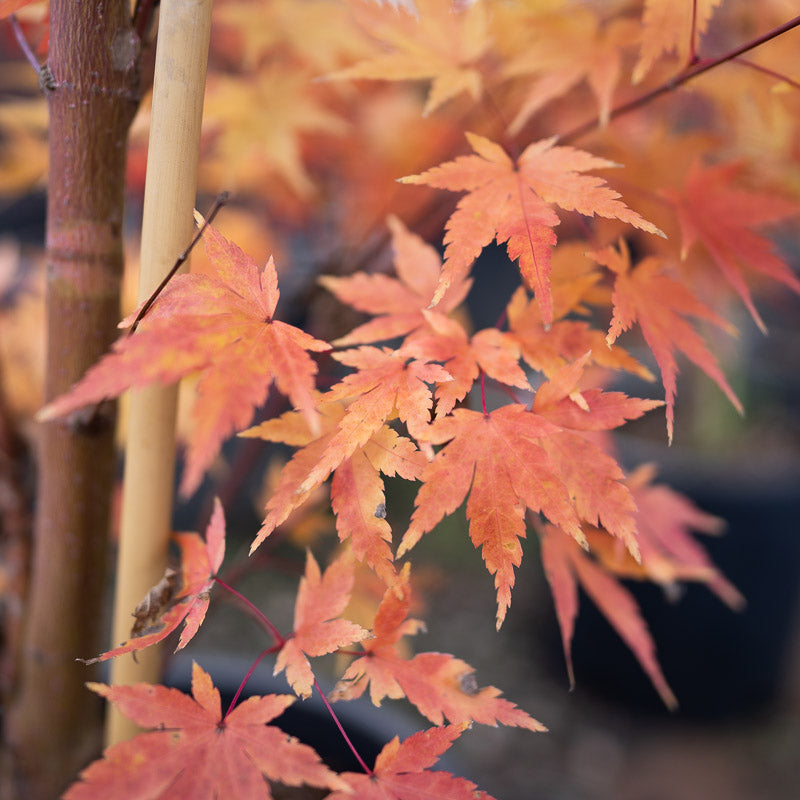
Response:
[[3, 0, 799, 796]]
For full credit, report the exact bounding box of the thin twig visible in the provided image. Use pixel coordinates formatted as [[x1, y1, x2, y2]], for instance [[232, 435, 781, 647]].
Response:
[[733, 57, 800, 91], [128, 191, 229, 335], [559, 13, 800, 143], [9, 14, 42, 74]]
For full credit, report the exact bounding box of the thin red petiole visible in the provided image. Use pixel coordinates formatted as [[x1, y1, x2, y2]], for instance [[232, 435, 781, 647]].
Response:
[[214, 576, 285, 646], [222, 646, 281, 721], [313, 678, 373, 776], [480, 371, 487, 416]]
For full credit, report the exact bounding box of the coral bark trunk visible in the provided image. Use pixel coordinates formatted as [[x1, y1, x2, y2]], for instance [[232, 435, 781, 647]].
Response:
[[5, 1, 140, 797]]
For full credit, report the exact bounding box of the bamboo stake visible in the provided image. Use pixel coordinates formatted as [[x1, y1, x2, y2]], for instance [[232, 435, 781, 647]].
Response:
[[106, 0, 214, 746]]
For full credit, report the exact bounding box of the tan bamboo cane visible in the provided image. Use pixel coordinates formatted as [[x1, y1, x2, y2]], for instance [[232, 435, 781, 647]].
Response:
[[106, 0, 214, 746]]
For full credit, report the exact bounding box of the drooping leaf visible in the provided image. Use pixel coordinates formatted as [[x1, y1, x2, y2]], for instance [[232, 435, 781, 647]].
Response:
[[590, 464, 744, 609], [332, 565, 545, 731], [401, 132, 663, 326], [596, 239, 742, 441], [274, 550, 369, 698], [79, 499, 227, 663], [326, 724, 497, 800], [38, 225, 329, 495], [319, 214, 471, 347], [64, 662, 347, 800], [539, 523, 677, 709], [668, 161, 800, 332]]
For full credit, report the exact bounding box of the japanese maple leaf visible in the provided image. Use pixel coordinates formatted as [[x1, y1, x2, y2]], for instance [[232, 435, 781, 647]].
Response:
[[0, 0, 39, 17], [80, 499, 226, 664], [633, 0, 723, 83], [538, 523, 677, 709], [274, 550, 369, 698], [595, 240, 742, 441], [589, 464, 744, 609], [293, 346, 451, 494], [242, 400, 427, 582], [506, 285, 655, 381], [401, 132, 663, 327], [668, 161, 800, 332], [64, 662, 347, 800], [399, 358, 656, 627], [332, 565, 544, 731], [326, 725, 497, 800], [38, 224, 329, 495], [319, 214, 471, 347], [505, 11, 639, 133], [330, 0, 490, 116], [405, 310, 531, 417]]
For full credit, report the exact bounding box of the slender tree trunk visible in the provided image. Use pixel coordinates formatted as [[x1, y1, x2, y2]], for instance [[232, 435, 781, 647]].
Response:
[[5, 2, 140, 797]]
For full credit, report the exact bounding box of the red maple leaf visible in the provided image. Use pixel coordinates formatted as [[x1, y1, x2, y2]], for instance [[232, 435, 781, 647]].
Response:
[[332, 564, 545, 732], [400, 132, 663, 327], [38, 224, 329, 495], [539, 522, 677, 709], [326, 724, 497, 800], [79, 498, 227, 664], [274, 550, 369, 698], [64, 662, 347, 800], [596, 240, 742, 441], [669, 161, 800, 332]]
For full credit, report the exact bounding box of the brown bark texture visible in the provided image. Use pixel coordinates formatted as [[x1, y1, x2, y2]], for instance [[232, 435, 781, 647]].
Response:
[[4, 1, 141, 797]]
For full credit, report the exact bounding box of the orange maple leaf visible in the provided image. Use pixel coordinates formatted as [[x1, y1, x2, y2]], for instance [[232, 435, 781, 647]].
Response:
[[326, 724, 497, 800], [38, 224, 329, 495], [401, 132, 663, 327], [668, 161, 800, 332], [399, 358, 656, 627], [79, 499, 226, 664], [506, 285, 655, 381], [332, 565, 545, 731], [319, 214, 471, 347], [595, 240, 742, 441], [292, 346, 451, 495], [633, 0, 724, 83], [405, 310, 532, 417], [242, 400, 427, 582], [330, 0, 490, 116], [538, 523, 677, 709], [64, 662, 347, 800], [274, 550, 369, 698]]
